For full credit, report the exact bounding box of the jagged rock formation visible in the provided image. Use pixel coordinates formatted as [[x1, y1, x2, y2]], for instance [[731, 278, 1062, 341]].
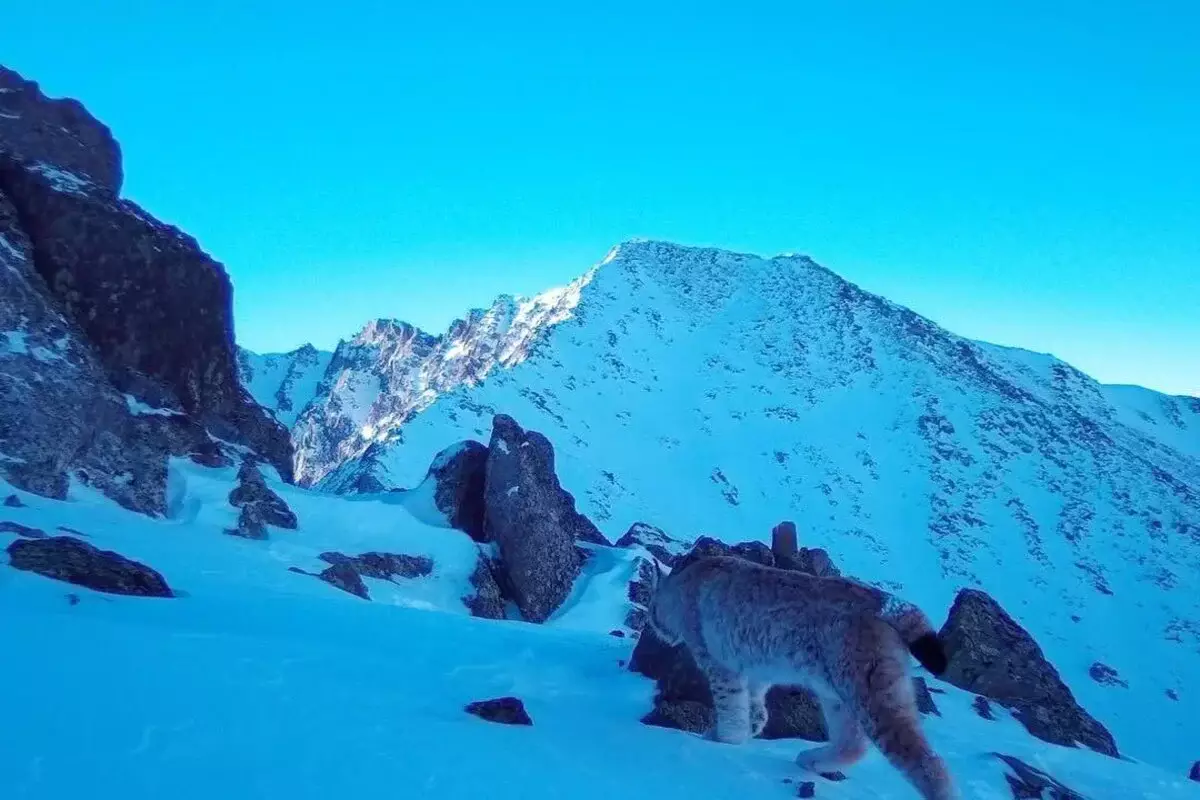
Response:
[[6, 535, 173, 597], [228, 460, 298, 534], [398, 440, 488, 540], [0, 64, 292, 513], [939, 588, 1118, 756], [615, 522, 693, 567]]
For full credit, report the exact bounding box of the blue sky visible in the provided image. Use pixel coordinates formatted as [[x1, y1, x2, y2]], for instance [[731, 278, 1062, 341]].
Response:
[[5, 0, 1197, 395]]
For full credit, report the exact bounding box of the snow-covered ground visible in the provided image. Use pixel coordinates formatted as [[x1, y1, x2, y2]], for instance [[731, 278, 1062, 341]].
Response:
[[2, 463, 1198, 799]]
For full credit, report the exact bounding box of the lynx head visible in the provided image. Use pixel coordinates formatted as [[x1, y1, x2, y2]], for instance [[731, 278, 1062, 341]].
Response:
[[643, 559, 684, 646]]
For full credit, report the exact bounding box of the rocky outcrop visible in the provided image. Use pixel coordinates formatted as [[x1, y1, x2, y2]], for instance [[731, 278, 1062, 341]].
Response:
[[317, 561, 369, 599], [939, 589, 1118, 757], [4, 494, 24, 508], [464, 696, 532, 726], [1088, 662, 1128, 688], [6, 535, 172, 597], [483, 414, 601, 622], [1189, 761, 1199, 782], [0, 520, 47, 539], [228, 460, 298, 532], [630, 531, 840, 741], [0, 65, 292, 513]]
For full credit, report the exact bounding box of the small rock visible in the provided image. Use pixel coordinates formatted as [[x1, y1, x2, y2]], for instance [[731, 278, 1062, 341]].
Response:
[[913, 677, 940, 716], [797, 782, 816, 798], [318, 562, 369, 599], [1188, 761, 1199, 782], [462, 552, 506, 620], [973, 696, 996, 720], [287, 566, 308, 575], [1166, 689, 1179, 701], [465, 696, 532, 726], [225, 504, 268, 539], [65, 593, 80, 606], [319, 551, 433, 581], [57, 525, 88, 537], [0, 520, 47, 538], [4, 494, 24, 508], [819, 772, 847, 782], [994, 753, 1086, 799], [1088, 662, 1128, 688], [6, 536, 173, 597], [609, 629, 626, 638]]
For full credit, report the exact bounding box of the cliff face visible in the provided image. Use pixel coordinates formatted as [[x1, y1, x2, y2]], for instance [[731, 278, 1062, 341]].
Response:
[[0, 64, 292, 512]]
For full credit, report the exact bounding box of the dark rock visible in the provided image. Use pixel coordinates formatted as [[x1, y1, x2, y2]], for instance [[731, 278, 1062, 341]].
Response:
[[913, 677, 940, 716], [318, 551, 433, 581], [424, 440, 488, 540], [615, 522, 690, 567], [463, 552, 506, 620], [640, 698, 713, 733], [224, 504, 268, 540], [56, 525, 88, 537], [66, 593, 80, 606], [6, 536, 172, 597], [189, 439, 231, 468], [939, 588, 1118, 757], [465, 696, 532, 726], [1189, 761, 1199, 782], [797, 782, 815, 798], [819, 771, 847, 782], [624, 606, 648, 633], [759, 686, 827, 740], [0, 66, 123, 192], [994, 753, 1087, 799], [0, 520, 47, 538], [4, 494, 24, 508], [1166, 689, 1179, 701], [229, 460, 297, 530], [1087, 662, 1128, 688], [973, 696, 996, 720], [0, 151, 293, 482], [482, 414, 596, 622], [318, 561, 369, 600]]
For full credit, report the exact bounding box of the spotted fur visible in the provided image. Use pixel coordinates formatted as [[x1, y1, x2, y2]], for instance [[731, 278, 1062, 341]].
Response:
[[647, 555, 959, 800]]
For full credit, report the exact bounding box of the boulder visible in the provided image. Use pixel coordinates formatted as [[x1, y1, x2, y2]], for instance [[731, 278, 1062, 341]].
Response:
[[483, 414, 600, 622], [225, 504, 268, 540], [318, 561, 369, 600], [1188, 762, 1199, 782], [228, 460, 298, 531], [318, 551, 432, 581], [465, 696, 532, 726], [6, 535, 172, 597], [4, 494, 24, 508], [939, 588, 1118, 756]]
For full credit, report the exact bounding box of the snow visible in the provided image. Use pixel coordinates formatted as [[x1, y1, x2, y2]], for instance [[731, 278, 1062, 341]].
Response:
[[29, 161, 93, 196], [1, 465, 1198, 799], [0, 234, 24, 266], [236, 345, 333, 427], [124, 394, 182, 417]]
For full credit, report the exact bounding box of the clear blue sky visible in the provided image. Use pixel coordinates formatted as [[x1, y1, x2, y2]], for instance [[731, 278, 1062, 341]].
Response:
[[5, 0, 1197, 395]]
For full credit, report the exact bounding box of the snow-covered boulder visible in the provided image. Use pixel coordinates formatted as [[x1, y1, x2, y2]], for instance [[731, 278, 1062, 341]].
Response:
[[425, 440, 488, 540], [939, 588, 1119, 757]]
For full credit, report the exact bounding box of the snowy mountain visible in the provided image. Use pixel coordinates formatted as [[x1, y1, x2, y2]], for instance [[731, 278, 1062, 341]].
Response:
[[258, 239, 1200, 773]]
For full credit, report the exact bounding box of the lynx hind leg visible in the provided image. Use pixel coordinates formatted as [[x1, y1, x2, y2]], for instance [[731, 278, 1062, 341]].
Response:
[[794, 694, 868, 774], [748, 681, 770, 738], [702, 663, 751, 744], [852, 625, 959, 800]]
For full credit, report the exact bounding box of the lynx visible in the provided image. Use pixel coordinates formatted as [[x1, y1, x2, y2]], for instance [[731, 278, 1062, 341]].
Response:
[[645, 554, 958, 800]]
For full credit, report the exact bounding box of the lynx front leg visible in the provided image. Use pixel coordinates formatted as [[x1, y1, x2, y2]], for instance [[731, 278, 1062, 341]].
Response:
[[795, 694, 868, 774], [701, 663, 751, 744], [748, 681, 770, 738]]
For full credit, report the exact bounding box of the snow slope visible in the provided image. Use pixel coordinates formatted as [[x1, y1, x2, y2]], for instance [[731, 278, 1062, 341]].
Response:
[[236, 344, 333, 427], [2, 467, 1198, 800], [310, 240, 1200, 773]]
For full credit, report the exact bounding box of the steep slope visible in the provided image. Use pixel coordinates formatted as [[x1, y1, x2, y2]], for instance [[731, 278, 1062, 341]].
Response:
[[314, 240, 1200, 772], [237, 344, 333, 427]]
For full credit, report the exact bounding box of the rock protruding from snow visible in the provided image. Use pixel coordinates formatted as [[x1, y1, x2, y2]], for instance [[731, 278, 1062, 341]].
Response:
[[228, 460, 298, 533], [318, 551, 433, 581], [4, 494, 24, 508], [317, 561, 369, 599], [5, 535, 172, 597], [0, 521, 48, 539], [464, 696, 533, 726], [994, 754, 1087, 800], [482, 414, 599, 622], [939, 589, 1118, 757], [1189, 761, 1200, 782], [631, 535, 840, 741], [614, 522, 692, 567], [463, 552, 506, 620], [424, 440, 488, 540]]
